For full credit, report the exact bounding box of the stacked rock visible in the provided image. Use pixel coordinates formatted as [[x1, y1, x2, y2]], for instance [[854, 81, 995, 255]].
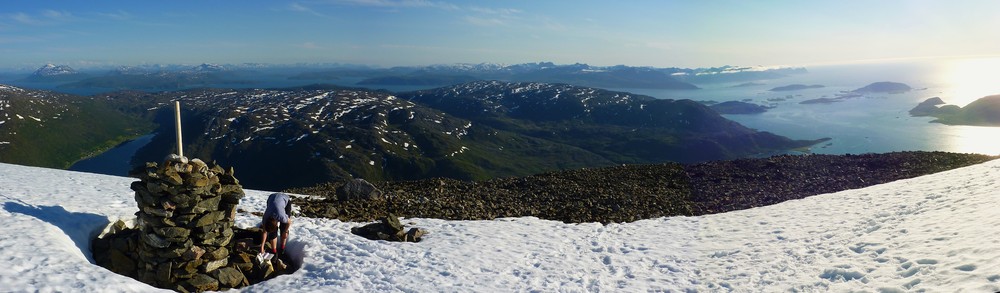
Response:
[[128, 155, 246, 292]]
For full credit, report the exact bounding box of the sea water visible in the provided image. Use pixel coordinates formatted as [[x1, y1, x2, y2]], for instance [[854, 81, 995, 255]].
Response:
[[614, 57, 1000, 156]]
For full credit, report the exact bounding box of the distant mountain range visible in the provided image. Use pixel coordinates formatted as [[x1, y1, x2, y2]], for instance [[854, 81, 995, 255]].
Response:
[[3, 62, 807, 94], [297, 62, 806, 89], [0, 81, 825, 191]]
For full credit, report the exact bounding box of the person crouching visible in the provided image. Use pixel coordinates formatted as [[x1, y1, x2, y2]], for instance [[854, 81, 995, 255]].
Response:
[[260, 192, 292, 255]]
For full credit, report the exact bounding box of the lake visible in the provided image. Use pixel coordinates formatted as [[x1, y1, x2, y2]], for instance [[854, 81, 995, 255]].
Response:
[[69, 134, 155, 176], [614, 57, 1000, 156]]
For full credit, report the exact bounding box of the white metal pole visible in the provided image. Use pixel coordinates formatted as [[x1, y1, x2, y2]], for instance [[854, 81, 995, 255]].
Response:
[[174, 101, 183, 157]]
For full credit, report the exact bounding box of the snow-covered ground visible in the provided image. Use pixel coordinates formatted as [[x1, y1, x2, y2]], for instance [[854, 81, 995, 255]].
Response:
[[1, 160, 999, 292]]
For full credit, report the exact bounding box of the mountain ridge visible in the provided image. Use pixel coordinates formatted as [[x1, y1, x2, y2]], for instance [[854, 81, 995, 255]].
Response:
[[3, 82, 826, 191]]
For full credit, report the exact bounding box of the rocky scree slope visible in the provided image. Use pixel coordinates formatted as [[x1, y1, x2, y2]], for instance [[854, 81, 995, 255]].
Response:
[[289, 151, 996, 224]]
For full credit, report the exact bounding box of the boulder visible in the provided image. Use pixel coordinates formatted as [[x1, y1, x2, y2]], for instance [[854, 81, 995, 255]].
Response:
[[336, 178, 383, 201]]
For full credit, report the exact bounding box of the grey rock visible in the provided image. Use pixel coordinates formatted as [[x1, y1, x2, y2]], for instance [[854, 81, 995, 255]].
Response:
[[186, 273, 219, 292], [190, 196, 221, 214], [194, 211, 226, 227], [182, 246, 206, 261], [202, 258, 228, 273], [141, 232, 171, 248], [337, 178, 383, 201], [213, 267, 245, 288], [205, 247, 228, 261], [155, 227, 190, 239]]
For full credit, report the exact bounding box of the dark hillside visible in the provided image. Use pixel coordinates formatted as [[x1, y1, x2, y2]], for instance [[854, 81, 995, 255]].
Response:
[[403, 81, 825, 164]]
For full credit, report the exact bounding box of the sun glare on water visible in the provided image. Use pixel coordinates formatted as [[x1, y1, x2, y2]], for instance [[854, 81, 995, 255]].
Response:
[[942, 125, 1000, 155], [941, 57, 1000, 107]]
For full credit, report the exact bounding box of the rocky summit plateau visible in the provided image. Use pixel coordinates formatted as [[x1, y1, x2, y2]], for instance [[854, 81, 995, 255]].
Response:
[[289, 151, 996, 224]]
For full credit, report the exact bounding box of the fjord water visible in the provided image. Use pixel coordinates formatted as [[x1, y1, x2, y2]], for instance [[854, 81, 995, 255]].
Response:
[[618, 57, 1000, 156], [69, 134, 154, 176]]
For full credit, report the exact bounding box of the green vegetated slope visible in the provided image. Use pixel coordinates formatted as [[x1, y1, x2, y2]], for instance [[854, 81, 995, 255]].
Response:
[[0, 86, 153, 168]]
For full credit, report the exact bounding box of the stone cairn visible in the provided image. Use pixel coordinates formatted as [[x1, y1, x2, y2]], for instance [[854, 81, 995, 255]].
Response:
[[131, 155, 246, 291], [96, 156, 247, 292]]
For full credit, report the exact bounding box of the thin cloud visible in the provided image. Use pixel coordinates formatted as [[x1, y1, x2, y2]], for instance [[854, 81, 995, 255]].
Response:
[[300, 42, 321, 49], [463, 16, 506, 27], [463, 6, 522, 27], [333, 0, 459, 10], [10, 12, 43, 25], [41, 10, 73, 21], [469, 7, 522, 15], [98, 10, 133, 21], [288, 3, 329, 17], [5, 10, 76, 26], [0, 35, 45, 44]]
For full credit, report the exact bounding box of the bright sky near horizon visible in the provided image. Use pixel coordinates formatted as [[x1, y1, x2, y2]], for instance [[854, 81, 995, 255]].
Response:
[[2, 0, 999, 69]]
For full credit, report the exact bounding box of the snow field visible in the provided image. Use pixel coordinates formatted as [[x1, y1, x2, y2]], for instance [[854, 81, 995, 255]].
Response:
[[0, 160, 998, 292]]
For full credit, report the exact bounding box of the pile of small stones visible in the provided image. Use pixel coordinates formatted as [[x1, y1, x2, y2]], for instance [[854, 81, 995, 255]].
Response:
[[351, 214, 426, 242], [290, 151, 997, 224], [92, 156, 291, 292]]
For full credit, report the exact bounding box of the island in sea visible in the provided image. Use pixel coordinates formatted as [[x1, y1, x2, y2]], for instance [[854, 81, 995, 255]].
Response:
[[909, 95, 1000, 126], [731, 82, 765, 88], [799, 98, 841, 105], [852, 81, 911, 93], [799, 82, 913, 105], [709, 101, 771, 114], [769, 84, 824, 91]]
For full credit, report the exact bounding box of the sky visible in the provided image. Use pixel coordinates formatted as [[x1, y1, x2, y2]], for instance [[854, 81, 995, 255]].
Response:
[[1, 0, 1000, 69], [2, 155, 1000, 291]]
